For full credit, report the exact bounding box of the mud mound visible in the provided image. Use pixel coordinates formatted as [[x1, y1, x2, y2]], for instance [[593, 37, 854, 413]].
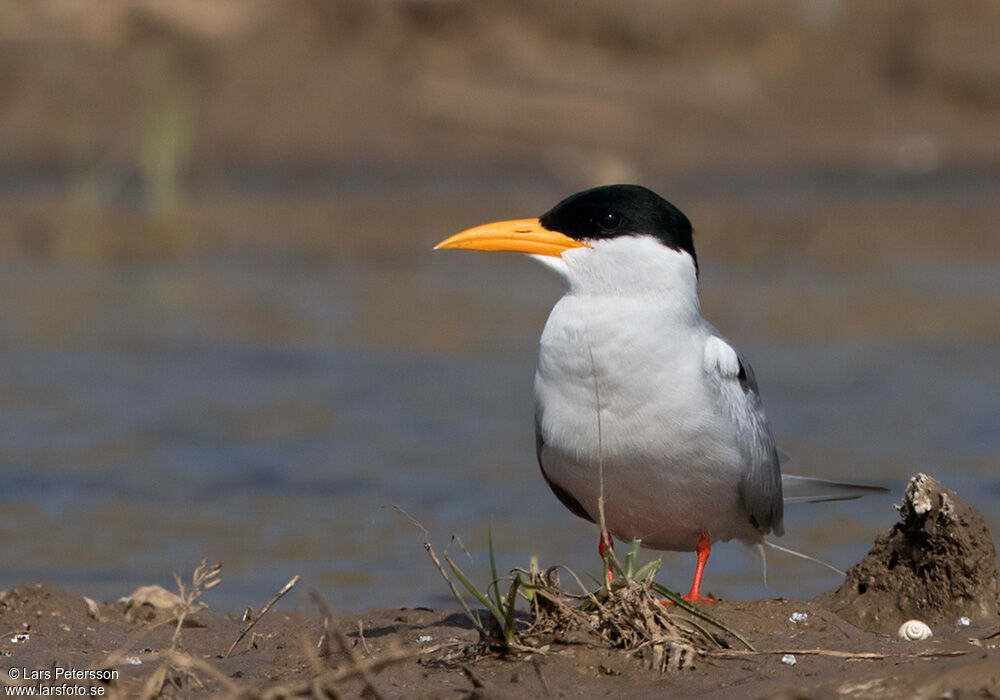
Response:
[[818, 473, 1000, 633]]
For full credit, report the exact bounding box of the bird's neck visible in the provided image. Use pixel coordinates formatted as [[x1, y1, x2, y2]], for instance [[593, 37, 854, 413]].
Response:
[[558, 236, 701, 323]]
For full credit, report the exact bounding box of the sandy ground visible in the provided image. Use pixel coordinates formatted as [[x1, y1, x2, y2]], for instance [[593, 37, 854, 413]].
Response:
[[3, 476, 999, 699], [1, 581, 998, 699]]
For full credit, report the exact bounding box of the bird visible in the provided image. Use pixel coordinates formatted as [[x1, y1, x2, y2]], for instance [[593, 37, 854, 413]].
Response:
[[435, 184, 887, 602]]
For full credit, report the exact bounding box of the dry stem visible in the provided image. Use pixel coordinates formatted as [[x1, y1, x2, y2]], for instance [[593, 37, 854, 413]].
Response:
[[225, 573, 300, 658]]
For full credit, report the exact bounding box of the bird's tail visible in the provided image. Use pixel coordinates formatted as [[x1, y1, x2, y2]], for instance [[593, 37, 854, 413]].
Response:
[[781, 474, 889, 504], [756, 475, 886, 585]]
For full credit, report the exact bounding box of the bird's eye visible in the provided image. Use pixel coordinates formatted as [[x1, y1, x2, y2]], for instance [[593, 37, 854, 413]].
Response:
[[595, 212, 621, 231]]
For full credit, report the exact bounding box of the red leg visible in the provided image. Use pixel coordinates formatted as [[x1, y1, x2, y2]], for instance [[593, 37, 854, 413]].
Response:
[[682, 532, 716, 603], [598, 532, 614, 582]]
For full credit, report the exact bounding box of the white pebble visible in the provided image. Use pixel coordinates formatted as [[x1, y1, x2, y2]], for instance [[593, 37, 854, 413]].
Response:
[[780, 654, 797, 665], [788, 612, 808, 623], [417, 635, 433, 643], [897, 619, 933, 641], [125, 656, 143, 666], [957, 616, 971, 627]]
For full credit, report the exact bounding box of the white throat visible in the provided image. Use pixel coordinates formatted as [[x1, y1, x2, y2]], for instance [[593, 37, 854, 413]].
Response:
[[532, 235, 700, 319]]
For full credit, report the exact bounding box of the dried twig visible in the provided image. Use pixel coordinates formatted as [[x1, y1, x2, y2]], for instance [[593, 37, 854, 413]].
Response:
[[460, 664, 486, 689], [298, 620, 327, 677], [357, 619, 373, 658], [588, 344, 619, 588], [261, 647, 414, 699], [170, 560, 222, 650], [395, 505, 482, 630], [137, 664, 169, 700], [135, 561, 226, 699], [711, 648, 969, 660], [311, 591, 385, 700], [225, 574, 300, 658], [532, 657, 553, 697], [161, 651, 239, 693]]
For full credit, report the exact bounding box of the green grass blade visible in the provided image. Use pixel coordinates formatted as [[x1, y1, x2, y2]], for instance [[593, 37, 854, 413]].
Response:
[[502, 575, 521, 643], [651, 582, 755, 651], [523, 556, 539, 602], [488, 522, 504, 613], [671, 614, 725, 650], [624, 539, 641, 578], [445, 556, 499, 629], [631, 557, 662, 583]]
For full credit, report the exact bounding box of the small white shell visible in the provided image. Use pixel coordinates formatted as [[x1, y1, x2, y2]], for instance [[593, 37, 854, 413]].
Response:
[[897, 619, 933, 641], [780, 654, 797, 665], [956, 616, 971, 627]]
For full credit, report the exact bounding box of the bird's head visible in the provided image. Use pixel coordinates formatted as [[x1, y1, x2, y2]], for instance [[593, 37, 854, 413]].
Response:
[[435, 185, 698, 291]]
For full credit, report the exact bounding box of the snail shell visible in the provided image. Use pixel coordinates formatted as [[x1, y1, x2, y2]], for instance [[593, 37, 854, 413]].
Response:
[[897, 619, 933, 641]]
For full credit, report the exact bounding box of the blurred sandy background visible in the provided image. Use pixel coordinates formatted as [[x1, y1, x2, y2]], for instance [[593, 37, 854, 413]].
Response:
[[0, 0, 997, 610]]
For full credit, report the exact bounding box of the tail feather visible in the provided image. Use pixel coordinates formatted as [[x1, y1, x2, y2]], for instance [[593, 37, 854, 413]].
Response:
[[781, 474, 889, 504]]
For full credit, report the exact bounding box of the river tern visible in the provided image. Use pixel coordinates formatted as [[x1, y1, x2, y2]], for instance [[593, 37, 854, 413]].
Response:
[[436, 184, 887, 601]]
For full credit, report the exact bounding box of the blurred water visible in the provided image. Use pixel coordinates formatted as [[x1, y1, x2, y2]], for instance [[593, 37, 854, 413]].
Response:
[[0, 193, 997, 612]]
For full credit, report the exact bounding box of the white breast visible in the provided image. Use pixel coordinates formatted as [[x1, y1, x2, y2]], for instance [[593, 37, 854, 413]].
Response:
[[533, 240, 755, 550]]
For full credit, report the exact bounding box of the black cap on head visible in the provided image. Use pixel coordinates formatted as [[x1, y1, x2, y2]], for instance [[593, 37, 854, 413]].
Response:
[[539, 185, 697, 272]]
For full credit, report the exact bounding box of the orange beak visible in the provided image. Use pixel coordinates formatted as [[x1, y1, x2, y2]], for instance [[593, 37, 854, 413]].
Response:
[[434, 218, 588, 257]]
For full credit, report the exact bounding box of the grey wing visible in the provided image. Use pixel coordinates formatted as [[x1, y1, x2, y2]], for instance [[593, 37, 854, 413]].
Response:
[[703, 334, 784, 537]]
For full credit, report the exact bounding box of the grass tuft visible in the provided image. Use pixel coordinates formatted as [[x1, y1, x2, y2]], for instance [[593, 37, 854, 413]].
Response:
[[403, 507, 755, 669]]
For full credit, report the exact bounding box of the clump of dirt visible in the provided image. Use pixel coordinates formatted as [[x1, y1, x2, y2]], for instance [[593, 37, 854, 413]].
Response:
[[818, 473, 1000, 632]]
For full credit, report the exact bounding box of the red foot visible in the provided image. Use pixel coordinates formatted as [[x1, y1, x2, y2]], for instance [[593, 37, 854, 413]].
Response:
[[682, 532, 715, 603], [660, 532, 717, 604], [680, 593, 717, 603]]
